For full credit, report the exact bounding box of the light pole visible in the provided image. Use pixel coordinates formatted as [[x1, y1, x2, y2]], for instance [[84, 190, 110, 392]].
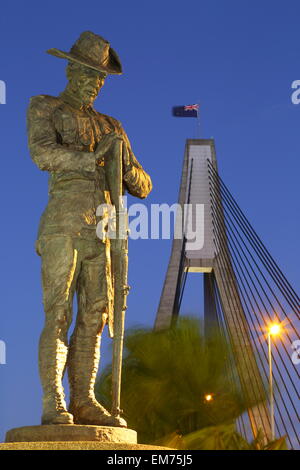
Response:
[[268, 323, 281, 441]]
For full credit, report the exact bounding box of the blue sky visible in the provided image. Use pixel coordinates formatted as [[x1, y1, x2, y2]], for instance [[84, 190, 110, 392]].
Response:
[[0, 0, 299, 441]]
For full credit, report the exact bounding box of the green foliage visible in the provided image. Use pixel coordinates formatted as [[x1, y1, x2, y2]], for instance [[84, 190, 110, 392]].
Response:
[[154, 426, 288, 450], [182, 424, 250, 450], [96, 317, 265, 446], [247, 431, 288, 450]]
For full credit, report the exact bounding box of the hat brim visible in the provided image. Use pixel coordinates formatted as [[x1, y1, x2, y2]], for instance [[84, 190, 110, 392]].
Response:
[[46, 48, 122, 75]]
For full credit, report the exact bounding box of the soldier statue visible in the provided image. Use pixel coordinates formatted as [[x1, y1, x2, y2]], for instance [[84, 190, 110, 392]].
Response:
[[27, 31, 152, 427]]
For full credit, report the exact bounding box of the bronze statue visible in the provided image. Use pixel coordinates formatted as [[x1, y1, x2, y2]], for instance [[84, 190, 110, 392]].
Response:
[[27, 31, 152, 427]]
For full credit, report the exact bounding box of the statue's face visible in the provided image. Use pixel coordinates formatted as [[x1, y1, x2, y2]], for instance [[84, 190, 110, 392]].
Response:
[[68, 63, 107, 106]]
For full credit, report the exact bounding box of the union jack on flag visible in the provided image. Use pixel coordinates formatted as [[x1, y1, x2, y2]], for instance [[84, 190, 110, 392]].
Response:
[[172, 104, 199, 117], [184, 104, 199, 112]]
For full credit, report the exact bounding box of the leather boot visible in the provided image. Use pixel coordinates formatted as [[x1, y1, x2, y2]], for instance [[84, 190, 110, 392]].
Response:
[[68, 333, 126, 427], [39, 331, 73, 425]]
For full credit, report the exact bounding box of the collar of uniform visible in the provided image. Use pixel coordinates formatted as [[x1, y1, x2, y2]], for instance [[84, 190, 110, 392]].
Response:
[[59, 90, 95, 113]]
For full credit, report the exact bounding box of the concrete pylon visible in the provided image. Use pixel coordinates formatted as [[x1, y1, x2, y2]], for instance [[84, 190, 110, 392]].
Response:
[[154, 139, 271, 441]]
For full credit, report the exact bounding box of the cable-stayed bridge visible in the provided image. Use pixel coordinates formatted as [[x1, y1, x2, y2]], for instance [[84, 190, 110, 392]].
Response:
[[154, 139, 299, 448]]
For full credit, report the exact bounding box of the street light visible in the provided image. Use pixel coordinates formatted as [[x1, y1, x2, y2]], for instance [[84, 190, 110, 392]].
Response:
[[269, 324, 280, 336], [268, 323, 281, 441], [204, 394, 213, 402]]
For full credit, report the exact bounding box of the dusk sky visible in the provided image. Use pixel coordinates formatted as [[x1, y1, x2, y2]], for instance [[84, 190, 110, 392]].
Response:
[[0, 1, 299, 441]]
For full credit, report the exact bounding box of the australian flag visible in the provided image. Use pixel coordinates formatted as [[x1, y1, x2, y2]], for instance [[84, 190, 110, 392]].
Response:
[[172, 104, 199, 117]]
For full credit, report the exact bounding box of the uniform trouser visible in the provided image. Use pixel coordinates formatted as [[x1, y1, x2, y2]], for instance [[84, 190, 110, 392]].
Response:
[[37, 235, 113, 411]]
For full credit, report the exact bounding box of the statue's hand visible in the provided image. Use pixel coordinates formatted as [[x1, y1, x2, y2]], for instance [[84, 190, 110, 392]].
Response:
[[95, 132, 123, 162], [122, 145, 133, 173], [95, 132, 133, 171]]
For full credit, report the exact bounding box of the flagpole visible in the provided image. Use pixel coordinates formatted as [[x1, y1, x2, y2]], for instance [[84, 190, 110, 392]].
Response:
[[197, 108, 201, 138], [196, 99, 201, 138]]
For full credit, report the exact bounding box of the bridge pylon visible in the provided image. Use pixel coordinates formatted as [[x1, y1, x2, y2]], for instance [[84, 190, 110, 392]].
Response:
[[154, 139, 272, 441]]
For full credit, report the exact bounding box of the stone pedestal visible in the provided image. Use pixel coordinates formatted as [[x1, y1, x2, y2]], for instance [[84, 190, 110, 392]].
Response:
[[1, 425, 172, 450], [5, 425, 136, 444], [0, 442, 171, 450]]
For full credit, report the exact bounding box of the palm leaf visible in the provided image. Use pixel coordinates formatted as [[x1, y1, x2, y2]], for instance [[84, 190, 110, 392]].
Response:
[[96, 317, 267, 445]]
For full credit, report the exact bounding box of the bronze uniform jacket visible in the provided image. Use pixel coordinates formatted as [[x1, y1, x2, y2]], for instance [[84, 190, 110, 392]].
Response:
[[27, 93, 152, 242]]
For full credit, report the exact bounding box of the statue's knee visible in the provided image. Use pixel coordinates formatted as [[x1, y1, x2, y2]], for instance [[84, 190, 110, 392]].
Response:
[[81, 300, 108, 334], [44, 304, 72, 335]]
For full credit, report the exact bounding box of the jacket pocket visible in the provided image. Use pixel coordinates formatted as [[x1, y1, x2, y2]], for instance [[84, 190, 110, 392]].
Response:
[[61, 114, 77, 144], [54, 109, 77, 144], [77, 116, 94, 147]]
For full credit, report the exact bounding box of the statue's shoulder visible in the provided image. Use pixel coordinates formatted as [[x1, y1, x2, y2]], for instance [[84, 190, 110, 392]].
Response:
[[95, 110, 123, 132], [28, 94, 63, 113]]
